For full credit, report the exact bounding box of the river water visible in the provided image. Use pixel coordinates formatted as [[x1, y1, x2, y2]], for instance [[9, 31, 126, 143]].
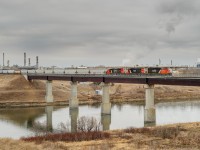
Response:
[[1, 100, 200, 139]]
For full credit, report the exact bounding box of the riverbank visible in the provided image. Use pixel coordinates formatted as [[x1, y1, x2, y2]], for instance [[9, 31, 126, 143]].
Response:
[[1, 122, 200, 149], [1, 74, 200, 107], [1, 74, 200, 149]]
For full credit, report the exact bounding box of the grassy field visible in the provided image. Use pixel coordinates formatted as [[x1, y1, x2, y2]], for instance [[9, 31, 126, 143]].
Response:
[[1, 74, 200, 107], [0, 122, 200, 150]]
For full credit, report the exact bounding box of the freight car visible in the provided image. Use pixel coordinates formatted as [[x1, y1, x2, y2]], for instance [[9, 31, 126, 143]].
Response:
[[127, 67, 172, 75], [106, 68, 126, 75], [106, 67, 172, 75], [127, 68, 146, 74]]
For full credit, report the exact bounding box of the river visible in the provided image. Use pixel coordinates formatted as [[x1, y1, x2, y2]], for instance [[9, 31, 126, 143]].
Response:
[[0, 100, 200, 139]]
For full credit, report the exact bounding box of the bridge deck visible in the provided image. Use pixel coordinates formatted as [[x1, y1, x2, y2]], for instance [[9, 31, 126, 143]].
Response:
[[27, 73, 200, 86]]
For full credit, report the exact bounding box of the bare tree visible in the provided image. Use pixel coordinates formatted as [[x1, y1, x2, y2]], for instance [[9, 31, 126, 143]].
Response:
[[77, 116, 101, 132]]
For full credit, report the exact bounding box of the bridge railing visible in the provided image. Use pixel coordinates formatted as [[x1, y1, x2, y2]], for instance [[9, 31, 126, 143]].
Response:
[[25, 69, 106, 75], [2, 69, 200, 78], [0, 70, 21, 74], [172, 73, 200, 78], [25, 69, 200, 77]]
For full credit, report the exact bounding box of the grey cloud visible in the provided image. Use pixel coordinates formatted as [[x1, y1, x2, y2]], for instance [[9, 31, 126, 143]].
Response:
[[0, 0, 200, 67], [157, 0, 199, 34], [157, 0, 198, 15]]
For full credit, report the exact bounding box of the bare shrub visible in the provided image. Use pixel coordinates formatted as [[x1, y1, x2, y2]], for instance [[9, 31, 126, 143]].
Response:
[[57, 122, 70, 133], [21, 131, 110, 143], [152, 126, 181, 139], [124, 126, 184, 139], [32, 121, 49, 136], [22, 116, 108, 143], [77, 116, 101, 132], [124, 127, 151, 134]]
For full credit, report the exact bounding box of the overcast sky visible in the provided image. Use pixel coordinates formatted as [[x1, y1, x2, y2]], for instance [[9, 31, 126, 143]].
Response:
[[0, 0, 200, 67]]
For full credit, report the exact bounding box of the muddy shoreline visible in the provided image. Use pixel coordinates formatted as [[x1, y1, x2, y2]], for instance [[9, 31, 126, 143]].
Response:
[[0, 97, 200, 108]]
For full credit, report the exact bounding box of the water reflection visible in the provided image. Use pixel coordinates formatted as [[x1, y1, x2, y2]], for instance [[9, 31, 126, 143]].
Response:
[[156, 101, 200, 125], [144, 108, 156, 126], [70, 108, 78, 133], [110, 104, 144, 129], [1, 100, 200, 139], [27, 119, 34, 128], [0, 107, 45, 127], [45, 106, 53, 131], [101, 114, 111, 130], [144, 108, 156, 125]]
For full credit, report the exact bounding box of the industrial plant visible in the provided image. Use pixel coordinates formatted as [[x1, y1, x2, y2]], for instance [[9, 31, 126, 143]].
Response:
[[1, 52, 39, 71]]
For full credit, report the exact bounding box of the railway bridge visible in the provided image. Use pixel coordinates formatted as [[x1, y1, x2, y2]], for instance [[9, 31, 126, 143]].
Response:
[[27, 73, 200, 124]]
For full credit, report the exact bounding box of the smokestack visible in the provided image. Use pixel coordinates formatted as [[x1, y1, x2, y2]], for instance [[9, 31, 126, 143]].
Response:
[[3, 53, 4, 67], [24, 52, 26, 67], [28, 58, 31, 66], [36, 56, 39, 68], [171, 60, 173, 66], [7, 60, 9, 67], [159, 58, 161, 66]]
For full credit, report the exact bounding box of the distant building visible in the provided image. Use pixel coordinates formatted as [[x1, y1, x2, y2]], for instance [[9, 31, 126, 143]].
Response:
[[77, 65, 87, 69], [197, 58, 200, 68]]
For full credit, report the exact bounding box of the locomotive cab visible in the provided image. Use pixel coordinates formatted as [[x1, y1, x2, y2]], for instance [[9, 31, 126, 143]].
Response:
[[159, 67, 172, 75]]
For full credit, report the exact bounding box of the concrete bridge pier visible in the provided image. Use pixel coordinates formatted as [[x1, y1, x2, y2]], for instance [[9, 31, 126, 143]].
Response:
[[101, 114, 111, 131], [101, 82, 111, 115], [144, 84, 156, 123], [70, 108, 79, 133], [45, 106, 53, 131], [69, 81, 79, 109], [45, 80, 53, 102]]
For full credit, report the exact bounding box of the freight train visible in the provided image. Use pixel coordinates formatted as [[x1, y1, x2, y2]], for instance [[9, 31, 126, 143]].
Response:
[[106, 67, 172, 75]]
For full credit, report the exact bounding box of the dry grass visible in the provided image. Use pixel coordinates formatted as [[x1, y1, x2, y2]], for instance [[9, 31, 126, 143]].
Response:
[[2, 123, 200, 149], [1, 75, 200, 105], [21, 131, 110, 143], [0, 138, 42, 150]]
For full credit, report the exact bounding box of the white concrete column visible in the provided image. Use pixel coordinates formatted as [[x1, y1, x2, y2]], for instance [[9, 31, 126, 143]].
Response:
[[45, 80, 53, 102], [144, 84, 155, 123], [144, 108, 156, 126], [45, 106, 53, 131], [101, 82, 111, 115], [69, 81, 79, 109], [145, 84, 155, 109]]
